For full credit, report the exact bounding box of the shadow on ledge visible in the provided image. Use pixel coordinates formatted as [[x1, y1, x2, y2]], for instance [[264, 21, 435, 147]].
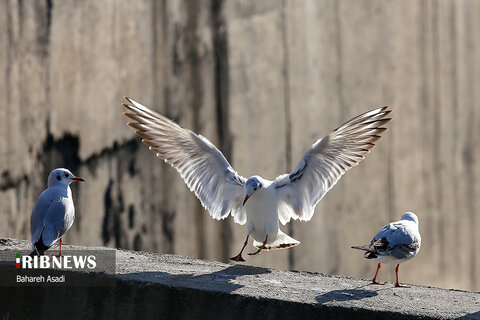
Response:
[[457, 311, 480, 320], [119, 264, 272, 293], [316, 287, 378, 304]]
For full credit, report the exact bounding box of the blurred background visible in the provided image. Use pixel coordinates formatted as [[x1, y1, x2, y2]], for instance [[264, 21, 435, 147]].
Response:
[[1, 0, 479, 291]]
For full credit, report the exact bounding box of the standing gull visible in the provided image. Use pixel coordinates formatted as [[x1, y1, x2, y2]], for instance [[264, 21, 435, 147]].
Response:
[[30, 168, 84, 256], [122, 97, 391, 261], [352, 212, 421, 287]]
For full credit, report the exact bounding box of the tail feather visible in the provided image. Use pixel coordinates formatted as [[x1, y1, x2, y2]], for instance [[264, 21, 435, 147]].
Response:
[[254, 230, 300, 250], [351, 244, 375, 252], [352, 244, 379, 259], [30, 233, 49, 256]]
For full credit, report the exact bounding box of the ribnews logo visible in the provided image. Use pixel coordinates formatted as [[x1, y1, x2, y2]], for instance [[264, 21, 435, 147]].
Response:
[[1, 249, 116, 287], [15, 253, 97, 269]]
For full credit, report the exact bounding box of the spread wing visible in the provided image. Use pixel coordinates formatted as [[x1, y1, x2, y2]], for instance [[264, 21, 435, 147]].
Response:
[[273, 107, 391, 224], [122, 97, 247, 225]]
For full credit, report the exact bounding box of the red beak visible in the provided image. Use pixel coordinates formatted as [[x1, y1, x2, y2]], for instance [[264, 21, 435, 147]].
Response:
[[72, 177, 85, 182], [242, 195, 250, 206]]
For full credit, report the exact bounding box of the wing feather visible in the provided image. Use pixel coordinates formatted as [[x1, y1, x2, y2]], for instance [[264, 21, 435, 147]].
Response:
[[274, 107, 391, 224], [122, 97, 247, 225], [372, 221, 420, 259]]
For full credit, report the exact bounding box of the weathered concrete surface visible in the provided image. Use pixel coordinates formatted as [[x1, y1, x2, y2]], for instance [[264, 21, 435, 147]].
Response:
[[1, 239, 479, 320], [1, 0, 480, 293]]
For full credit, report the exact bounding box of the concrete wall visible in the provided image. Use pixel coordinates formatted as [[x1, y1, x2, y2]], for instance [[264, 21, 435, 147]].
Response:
[[0, 0, 479, 291], [1, 239, 479, 320]]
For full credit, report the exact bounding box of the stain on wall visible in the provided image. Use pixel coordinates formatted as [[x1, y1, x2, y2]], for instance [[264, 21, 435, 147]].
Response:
[[0, 0, 479, 291]]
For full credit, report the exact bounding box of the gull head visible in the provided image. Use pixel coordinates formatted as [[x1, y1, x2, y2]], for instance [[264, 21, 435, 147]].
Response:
[[243, 176, 263, 205], [401, 212, 419, 225], [47, 168, 85, 187]]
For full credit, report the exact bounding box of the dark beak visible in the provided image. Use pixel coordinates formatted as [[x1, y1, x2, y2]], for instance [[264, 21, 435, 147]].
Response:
[[242, 195, 250, 206], [72, 177, 85, 182]]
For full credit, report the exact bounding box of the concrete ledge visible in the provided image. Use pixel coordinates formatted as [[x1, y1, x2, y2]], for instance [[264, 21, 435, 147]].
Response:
[[0, 239, 479, 320]]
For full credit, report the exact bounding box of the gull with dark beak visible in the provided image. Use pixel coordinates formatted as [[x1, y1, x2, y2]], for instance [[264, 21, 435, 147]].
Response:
[[30, 168, 84, 256], [122, 97, 391, 261]]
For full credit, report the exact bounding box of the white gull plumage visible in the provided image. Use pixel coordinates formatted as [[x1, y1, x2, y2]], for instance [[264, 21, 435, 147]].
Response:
[[30, 168, 84, 256], [352, 212, 421, 287], [122, 97, 391, 261]]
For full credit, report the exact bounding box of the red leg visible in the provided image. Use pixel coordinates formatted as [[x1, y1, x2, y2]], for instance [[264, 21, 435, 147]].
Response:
[[371, 262, 384, 285], [395, 264, 409, 287], [230, 235, 249, 262], [248, 235, 268, 256], [54, 238, 63, 257]]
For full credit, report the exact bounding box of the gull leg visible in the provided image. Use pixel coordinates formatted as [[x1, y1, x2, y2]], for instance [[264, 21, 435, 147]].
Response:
[[371, 262, 384, 285], [54, 238, 63, 257], [395, 264, 409, 287], [248, 236, 268, 256], [230, 235, 249, 262]]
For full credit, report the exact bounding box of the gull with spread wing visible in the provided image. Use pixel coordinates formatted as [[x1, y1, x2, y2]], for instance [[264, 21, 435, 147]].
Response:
[[122, 97, 391, 261], [352, 212, 421, 287]]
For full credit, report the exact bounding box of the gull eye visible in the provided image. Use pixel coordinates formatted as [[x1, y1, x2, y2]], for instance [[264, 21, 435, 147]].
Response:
[[253, 187, 257, 191], [65, 173, 69, 178], [56, 175, 61, 181]]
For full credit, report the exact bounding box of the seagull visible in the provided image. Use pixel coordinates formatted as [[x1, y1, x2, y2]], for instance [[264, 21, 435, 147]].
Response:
[[122, 97, 391, 261], [30, 168, 84, 256], [351, 212, 421, 287]]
